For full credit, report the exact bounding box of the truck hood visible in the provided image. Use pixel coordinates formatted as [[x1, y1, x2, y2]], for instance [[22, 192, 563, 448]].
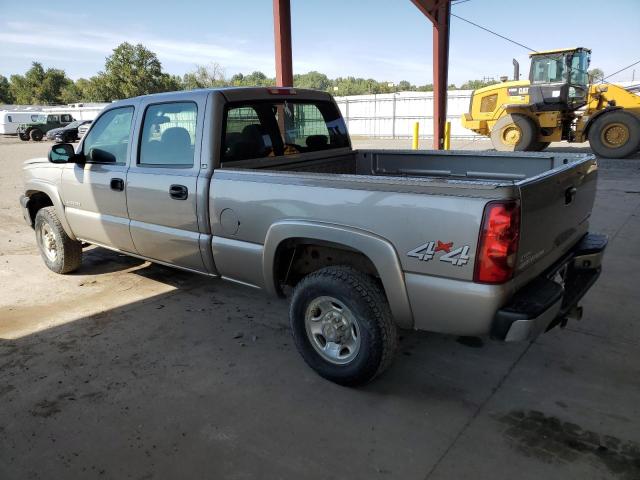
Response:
[[23, 157, 49, 166]]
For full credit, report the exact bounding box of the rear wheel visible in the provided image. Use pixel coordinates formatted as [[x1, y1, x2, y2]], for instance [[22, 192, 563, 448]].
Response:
[[19, 133, 29, 141], [290, 266, 397, 386], [490, 114, 537, 151], [34, 207, 82, 274], [588, 111, 640, 159], [30, 128, 43, 141]]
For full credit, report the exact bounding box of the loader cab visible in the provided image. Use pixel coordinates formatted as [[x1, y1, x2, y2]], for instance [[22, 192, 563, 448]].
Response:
[[528, 48, 591, 112]]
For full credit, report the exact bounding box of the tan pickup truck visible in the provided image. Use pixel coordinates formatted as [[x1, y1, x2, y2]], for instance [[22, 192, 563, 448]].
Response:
[[20, 87, 606, 385]]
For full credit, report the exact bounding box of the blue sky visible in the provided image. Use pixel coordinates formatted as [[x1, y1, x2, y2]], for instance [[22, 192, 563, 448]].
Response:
[[0, 0, 639, 85]]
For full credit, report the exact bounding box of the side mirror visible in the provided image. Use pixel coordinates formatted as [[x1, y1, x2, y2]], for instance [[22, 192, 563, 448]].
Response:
[[87, 147, 116, 163], [49, 143, 81, 164]]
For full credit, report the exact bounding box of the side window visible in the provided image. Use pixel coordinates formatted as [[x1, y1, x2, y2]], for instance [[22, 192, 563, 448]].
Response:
[[139, 102, 197, 167], [61, 114, 72, 122], [48, 115, 59, 123], [222, 106, 273, 162], [83, 107, 134, 164], [7, 115, 12, 122]]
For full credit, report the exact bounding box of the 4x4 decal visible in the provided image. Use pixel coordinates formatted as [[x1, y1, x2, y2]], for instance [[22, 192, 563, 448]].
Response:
[[408, 241, 470, 267]]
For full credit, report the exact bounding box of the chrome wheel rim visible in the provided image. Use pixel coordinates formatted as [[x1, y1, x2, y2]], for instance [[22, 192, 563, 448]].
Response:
[[304, 296, 361, 365], [38, 222, 58, 262]]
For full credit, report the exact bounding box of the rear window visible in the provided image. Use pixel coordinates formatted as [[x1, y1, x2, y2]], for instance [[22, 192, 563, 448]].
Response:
[[222, 100, 349, 163]]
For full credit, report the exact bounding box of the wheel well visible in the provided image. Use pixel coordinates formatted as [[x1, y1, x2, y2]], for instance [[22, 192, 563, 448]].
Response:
[[26, 191, 53, 226], [273, 238, 380, 296]]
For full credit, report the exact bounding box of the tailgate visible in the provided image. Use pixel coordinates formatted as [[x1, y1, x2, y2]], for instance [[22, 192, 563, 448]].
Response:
[[515, 156, 598, 275]]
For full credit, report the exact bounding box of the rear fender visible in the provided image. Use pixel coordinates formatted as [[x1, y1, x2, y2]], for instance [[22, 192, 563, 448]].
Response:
[[263, 221, 414, 329]]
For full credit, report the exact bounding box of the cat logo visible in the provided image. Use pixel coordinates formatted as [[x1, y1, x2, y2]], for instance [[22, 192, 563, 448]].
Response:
[[407, 240, 470, 267], [507, 87, 529, 96]]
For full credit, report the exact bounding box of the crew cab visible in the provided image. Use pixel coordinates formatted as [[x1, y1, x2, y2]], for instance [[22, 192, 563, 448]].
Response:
[[20, 87, 606, 385]]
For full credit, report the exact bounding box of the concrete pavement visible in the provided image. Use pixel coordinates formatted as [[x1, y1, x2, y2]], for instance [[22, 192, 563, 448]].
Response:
[[0, 137, 638, 479]]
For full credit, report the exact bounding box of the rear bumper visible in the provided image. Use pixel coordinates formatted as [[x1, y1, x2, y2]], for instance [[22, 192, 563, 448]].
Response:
[[492, 233, 607, 342]]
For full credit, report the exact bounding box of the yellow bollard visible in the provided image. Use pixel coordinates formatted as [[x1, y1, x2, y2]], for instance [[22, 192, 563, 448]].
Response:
[[412, 122, 419, 150], [444, 121, 451, 150]]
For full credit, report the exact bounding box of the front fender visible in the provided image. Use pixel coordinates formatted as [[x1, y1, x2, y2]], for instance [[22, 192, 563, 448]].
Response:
[[24, 179, 77, 240], [263, 220, 414, 329]]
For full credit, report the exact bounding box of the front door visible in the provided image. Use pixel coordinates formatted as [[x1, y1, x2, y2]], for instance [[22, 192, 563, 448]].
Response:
[[126, 100, 205, 272], [60, 105, 137, 252]]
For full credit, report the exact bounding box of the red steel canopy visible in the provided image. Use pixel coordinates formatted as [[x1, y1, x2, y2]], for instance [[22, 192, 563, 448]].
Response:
[[272, 0, 451, 150]]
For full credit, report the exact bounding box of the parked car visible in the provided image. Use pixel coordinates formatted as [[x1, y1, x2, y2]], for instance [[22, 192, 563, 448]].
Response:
[[16, 113, 75, 141], [20, 87, 607, 385], [46, 120, 92, 143], [77, 121, 91, 139]]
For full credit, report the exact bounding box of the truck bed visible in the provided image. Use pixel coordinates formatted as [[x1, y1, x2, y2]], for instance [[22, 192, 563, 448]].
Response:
[[224, 148, 593, 185]]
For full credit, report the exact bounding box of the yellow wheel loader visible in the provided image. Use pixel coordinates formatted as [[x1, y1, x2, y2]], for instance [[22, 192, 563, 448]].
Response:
[[461, 48, 640, 158]]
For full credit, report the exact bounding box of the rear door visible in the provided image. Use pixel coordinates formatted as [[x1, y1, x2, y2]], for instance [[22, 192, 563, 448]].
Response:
[[516, 157, 598, 274], [126, 97, 206, 272]]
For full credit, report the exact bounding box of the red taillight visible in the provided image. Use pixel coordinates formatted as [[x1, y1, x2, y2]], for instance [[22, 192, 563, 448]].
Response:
[[267, 87, 296, 95], [474, 200, 521, 284]]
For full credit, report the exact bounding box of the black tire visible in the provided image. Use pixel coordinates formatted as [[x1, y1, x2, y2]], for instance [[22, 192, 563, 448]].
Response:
[[30, 128, 43, 141], [19, 133, 29, 141], [588, 111, 640, 159], [491, 114, 537, 151], [290, 266, 398, 386], [34, 206, 82, 274], [530, 141, 550, 152]]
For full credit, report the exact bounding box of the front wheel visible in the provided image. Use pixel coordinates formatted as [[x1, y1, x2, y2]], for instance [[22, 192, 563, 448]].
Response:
[[19, 133, 29, 141], [290, 266, 397, 386], [588, 111, 640, 158], [35, 207, 82, 274], [30, 128, 43, 141]]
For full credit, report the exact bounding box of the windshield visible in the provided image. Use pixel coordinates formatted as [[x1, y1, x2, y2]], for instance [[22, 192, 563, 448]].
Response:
[[530, 54, 565, 84], [65, 121, 81, 128]]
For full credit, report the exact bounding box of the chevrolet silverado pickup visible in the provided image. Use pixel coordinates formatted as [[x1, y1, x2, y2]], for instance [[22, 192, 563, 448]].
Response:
[[20, 87, 606, 385]]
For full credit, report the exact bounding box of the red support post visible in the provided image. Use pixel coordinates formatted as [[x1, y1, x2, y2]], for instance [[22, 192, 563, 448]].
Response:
[[432, 1, 450, 150], [410, 0, 451, 150], [273, 0, 293, 87]]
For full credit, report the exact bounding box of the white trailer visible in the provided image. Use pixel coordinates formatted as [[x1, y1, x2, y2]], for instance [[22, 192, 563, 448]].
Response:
[[0, 110, 44, 135]]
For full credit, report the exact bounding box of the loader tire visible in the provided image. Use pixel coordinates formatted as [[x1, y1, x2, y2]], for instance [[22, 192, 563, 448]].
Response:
[[530, 141, 550, 152], [491, 114, 537, 151], [588, 111, 640, 159]]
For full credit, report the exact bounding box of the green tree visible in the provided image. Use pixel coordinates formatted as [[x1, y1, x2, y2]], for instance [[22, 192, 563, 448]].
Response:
[[588, 68, 604, 83], [0, 75, 14, 104], [182, 63, 226, 90], [9, 62, 73, 104], [397, 80, 413, 91], [294, 71, 331, 91], [459, 79, 498, 90], [94, 43, 178, 100]]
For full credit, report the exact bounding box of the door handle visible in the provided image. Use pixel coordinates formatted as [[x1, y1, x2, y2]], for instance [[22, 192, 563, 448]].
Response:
[[110, 178, 124, 191], [565, 186, 577, 205], [169, 184, 188, 200]]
